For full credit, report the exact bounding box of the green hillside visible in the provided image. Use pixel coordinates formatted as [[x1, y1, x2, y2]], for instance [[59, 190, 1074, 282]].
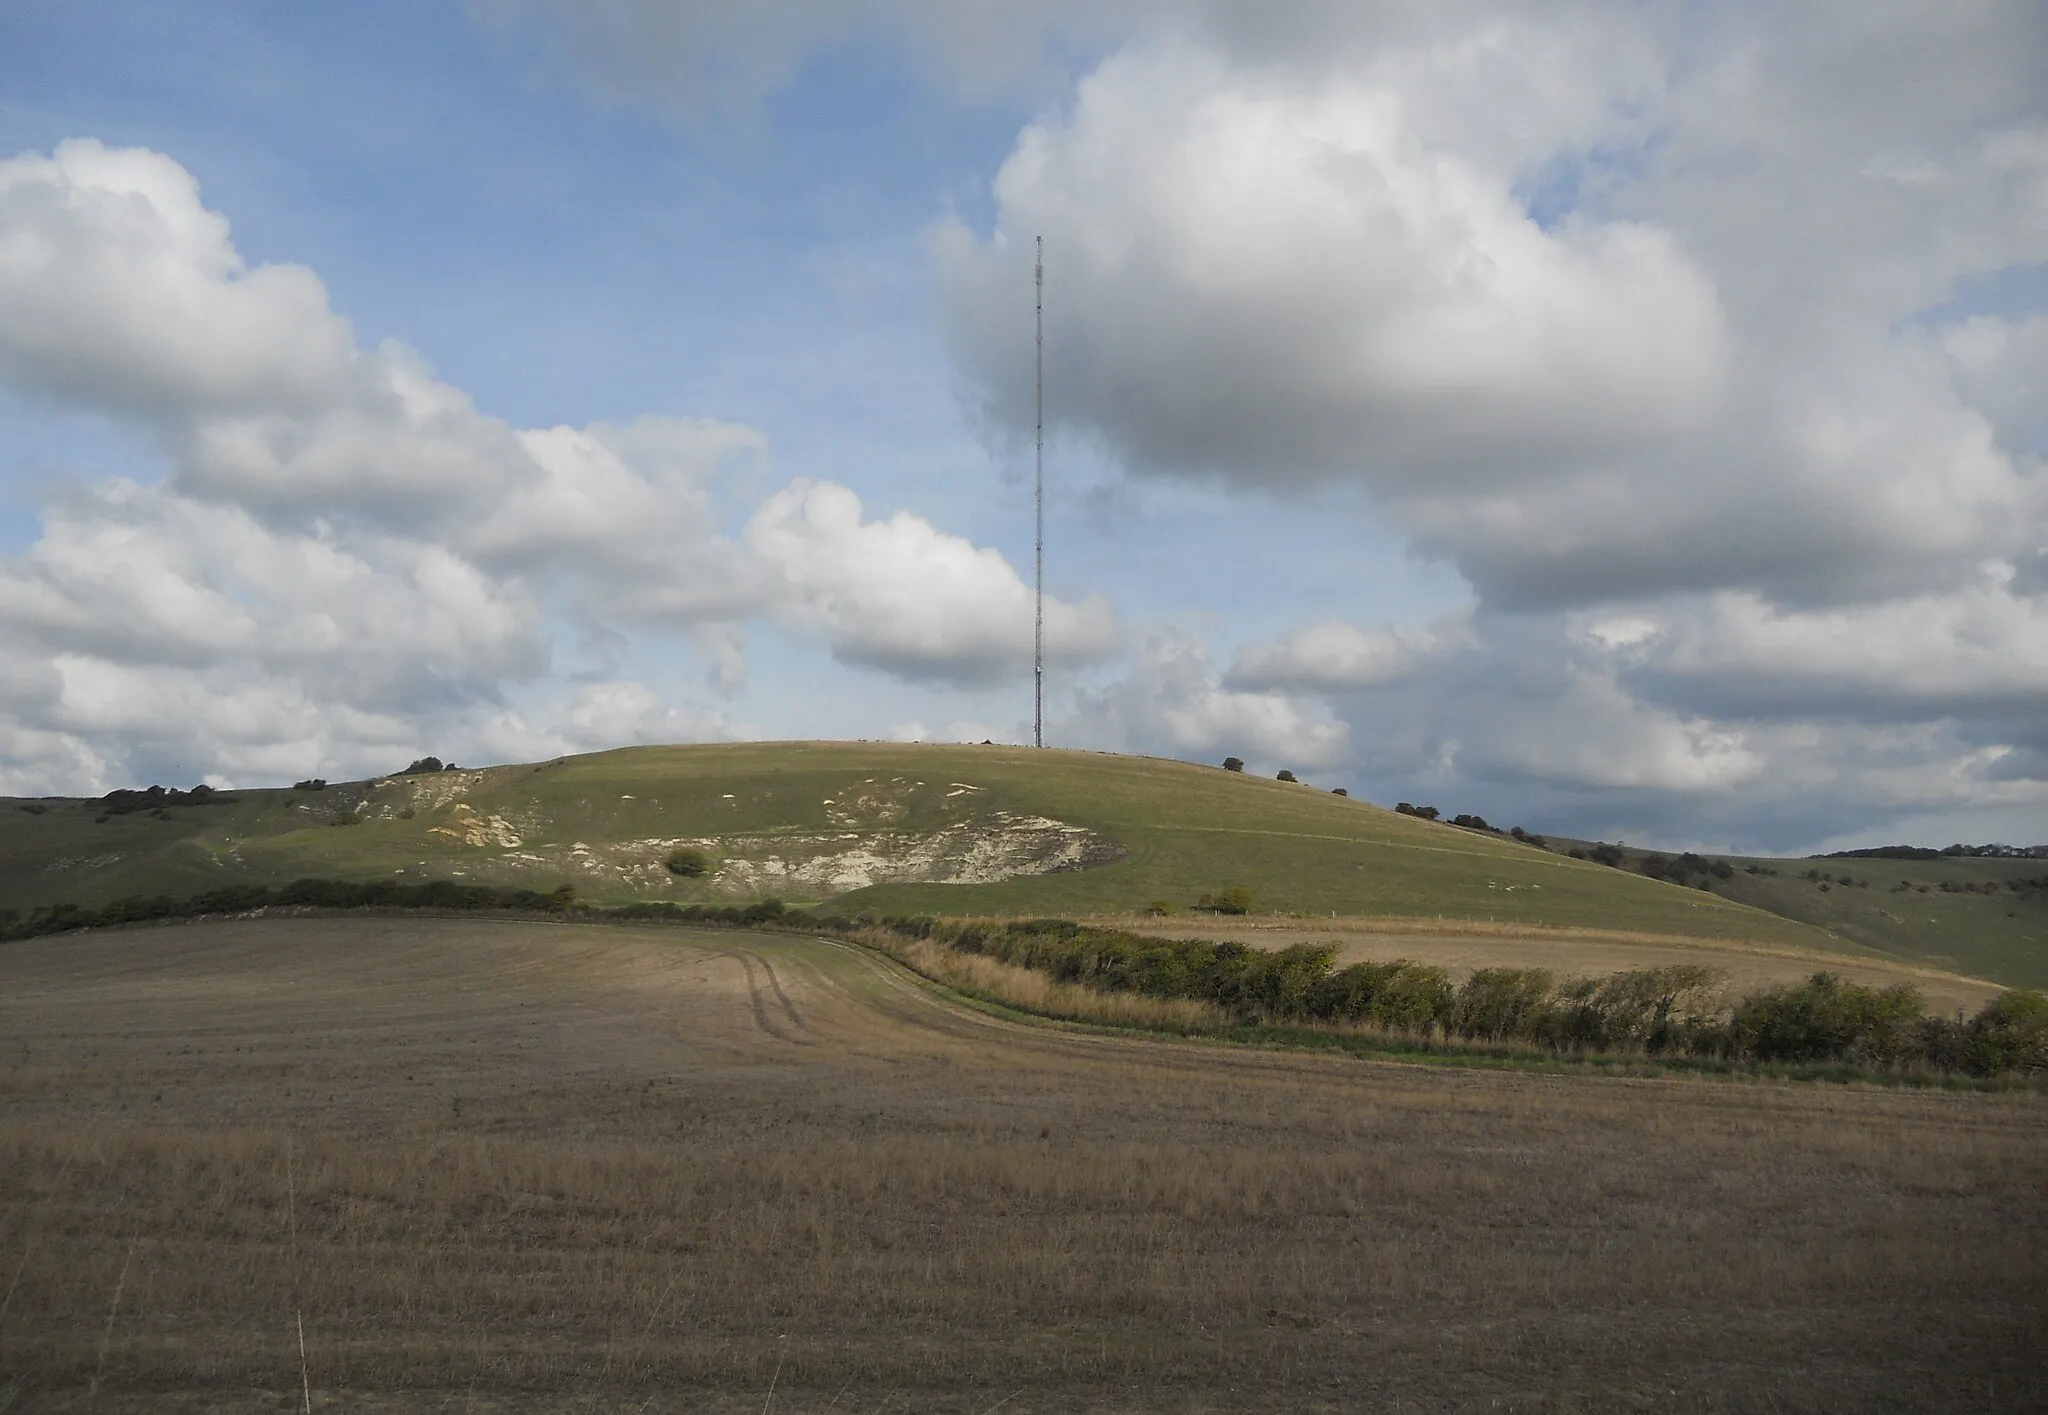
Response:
[[1548, 841, 2048, 990], [4, 741, 1837, 951]]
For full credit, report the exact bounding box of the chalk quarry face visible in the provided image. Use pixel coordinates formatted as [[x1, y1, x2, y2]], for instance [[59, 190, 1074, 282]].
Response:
[[496, 812, 1122, 897], [710, 812, 1119, 892], [400, 773, 1124, 899]]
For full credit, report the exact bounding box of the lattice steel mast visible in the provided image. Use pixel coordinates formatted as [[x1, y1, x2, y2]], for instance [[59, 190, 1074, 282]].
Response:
[[1034, 234, 1045, 749]]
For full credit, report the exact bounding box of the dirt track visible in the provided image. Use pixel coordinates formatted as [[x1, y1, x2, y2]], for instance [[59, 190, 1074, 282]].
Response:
[[1, 917, 2043, 1412]]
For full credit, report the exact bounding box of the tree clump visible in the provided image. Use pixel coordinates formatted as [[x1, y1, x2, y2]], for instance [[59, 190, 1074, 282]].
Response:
[[98, 784, 238, 816], [1195, 887, 1253, 915], [1567, 842, 1627, 867], [664, 848, 711, 878], [1644, 852, 1736, 886]]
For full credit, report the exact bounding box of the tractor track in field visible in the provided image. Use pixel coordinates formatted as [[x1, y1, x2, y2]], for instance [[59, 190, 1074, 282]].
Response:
[[726, 948, 810, 1045]]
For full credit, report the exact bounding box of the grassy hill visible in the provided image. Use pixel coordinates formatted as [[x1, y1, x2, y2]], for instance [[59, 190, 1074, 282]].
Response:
[[0, 741, 1831, 940], [1547, 840, 2048, 991], [6, 740, 2043, 983]]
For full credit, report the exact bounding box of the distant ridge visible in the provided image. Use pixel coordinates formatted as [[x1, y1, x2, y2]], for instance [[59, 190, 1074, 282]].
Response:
[[1818, 844, 2048, 860]]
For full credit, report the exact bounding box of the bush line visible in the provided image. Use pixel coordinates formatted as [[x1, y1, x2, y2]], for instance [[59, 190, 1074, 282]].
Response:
[[865, 916, 2046, 1079], [0, 879, 797, 938]]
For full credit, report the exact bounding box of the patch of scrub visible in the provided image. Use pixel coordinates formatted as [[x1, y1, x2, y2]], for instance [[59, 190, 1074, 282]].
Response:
[[824, 778, 918, 828], [431, 811, 1121, 899], [374, 771, 486, 815], [428, 803, 525, 849], [715, 812, 1119, 893], [42, 853, 128, 875]]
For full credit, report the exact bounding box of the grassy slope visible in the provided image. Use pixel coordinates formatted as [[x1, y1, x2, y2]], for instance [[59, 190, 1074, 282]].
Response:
[[1606, 849, 2048, 990], [5, 741, 1827, 946], [5, 740, 2041, 982]]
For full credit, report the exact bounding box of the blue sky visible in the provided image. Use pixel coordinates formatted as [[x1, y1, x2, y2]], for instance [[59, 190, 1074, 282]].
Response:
[[0, 1, 2043, 853]]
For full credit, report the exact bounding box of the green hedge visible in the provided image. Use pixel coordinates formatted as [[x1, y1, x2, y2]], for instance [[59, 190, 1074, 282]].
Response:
[[862, 916, 2045, 1078], [0, 878, 802, 941]]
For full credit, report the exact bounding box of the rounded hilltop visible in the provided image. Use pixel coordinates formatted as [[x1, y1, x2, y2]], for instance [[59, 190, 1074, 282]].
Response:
[[5, 739, 1823, 948]]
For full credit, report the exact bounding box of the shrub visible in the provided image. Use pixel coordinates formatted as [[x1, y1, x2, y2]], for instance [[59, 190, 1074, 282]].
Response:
[[398, 757, 444, 775], [1221, 756, 1244, 772], [664, 847, 711, 877], [1452, 968, 1555, 1040], [293, 778, 327, 791], [1369, 964, 1455, 1031], [1331, 787, 1348, 797], [1144, 900, 1173, 916], [1276, 769, 1297, 782], [1307, 961, 1408, 1022], [1394, 802, 1441, 820], [1727, 972, 1925, 1065], [1964, 989, 2048, 1074], [1579, 966, 1722, 1051], [1195, 887, 1253, 915]]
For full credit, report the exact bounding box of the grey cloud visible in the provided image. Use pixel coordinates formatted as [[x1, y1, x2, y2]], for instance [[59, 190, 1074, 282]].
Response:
[[936, 41, 1727, 493], [1225, 613, 1471, 693], [933, 7, 2047, 616], [468, 0, 1668, 125], [1060, 628, 1349, 769], [1193, 606, 2048, 852], [467, 0, 1127, 118]]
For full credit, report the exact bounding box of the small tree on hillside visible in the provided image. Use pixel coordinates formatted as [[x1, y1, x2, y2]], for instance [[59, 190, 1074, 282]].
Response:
[[1276, 769, 1297, 782], [1222, 756, 1244, 772]]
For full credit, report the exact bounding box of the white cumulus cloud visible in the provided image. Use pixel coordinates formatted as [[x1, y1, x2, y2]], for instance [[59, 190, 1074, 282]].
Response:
[[0, 139, 1103, 789], [744, 478, 1118, 682]]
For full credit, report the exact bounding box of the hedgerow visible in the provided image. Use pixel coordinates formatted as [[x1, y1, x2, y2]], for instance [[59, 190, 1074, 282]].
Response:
[[854, 916, 2045, 1078]]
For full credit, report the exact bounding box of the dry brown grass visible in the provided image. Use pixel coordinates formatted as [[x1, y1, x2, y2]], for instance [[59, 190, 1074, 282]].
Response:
[[0, 916, 2042, 1413]]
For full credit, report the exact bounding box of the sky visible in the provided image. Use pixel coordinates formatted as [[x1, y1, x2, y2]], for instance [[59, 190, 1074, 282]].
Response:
[[0, 1, 2043, 854]]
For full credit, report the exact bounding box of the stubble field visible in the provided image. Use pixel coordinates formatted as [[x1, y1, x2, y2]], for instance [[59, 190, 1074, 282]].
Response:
[[1, 916, 2043, 1412]]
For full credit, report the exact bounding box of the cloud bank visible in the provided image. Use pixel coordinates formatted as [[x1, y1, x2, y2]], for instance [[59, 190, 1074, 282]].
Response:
[[0, 140, 1112, 792], [920, 4, 2047, 845]]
